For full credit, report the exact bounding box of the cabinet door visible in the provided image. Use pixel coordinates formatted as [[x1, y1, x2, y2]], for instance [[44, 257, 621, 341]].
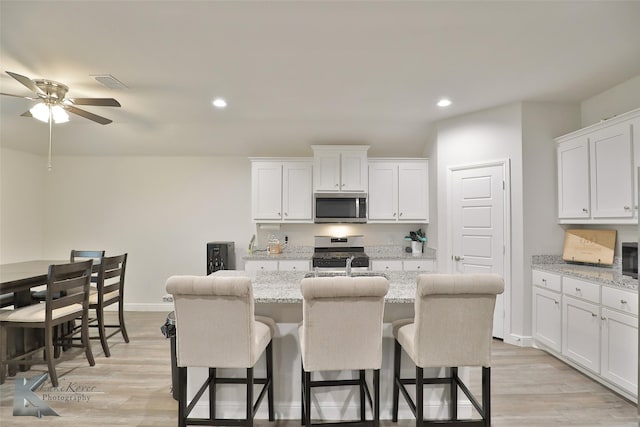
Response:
[[533, 286, 562, 353], [600, 308, 638, 395], [252, 162, 282, 220], [244, 260, 279, 272], [403, 259, 435, 272], [341, 150, 368, 192], [368, 162, 397, 220], [589, 123, 634, 218], [562, 296, 600, 373], [278, 260, 310, 271], [557, 137, 590, 219], [632, 117, 640, 219], [370, 260, 403, 271], [282, 162, 313, 221], [313, 151, 341, 191], [398, 161, 428, 221]]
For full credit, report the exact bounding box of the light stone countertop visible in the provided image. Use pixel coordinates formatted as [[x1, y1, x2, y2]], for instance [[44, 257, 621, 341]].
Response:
[[243, 245, 436, 261], [531, 255, 637, 291], [211, 270, 419, 304]]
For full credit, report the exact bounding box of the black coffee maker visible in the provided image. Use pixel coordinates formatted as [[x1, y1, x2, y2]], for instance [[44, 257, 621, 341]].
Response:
[[206, 242, 235, 274]]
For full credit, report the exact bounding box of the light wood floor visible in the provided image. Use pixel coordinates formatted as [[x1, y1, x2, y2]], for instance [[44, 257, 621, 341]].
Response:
[[0, 311, 637, 426]]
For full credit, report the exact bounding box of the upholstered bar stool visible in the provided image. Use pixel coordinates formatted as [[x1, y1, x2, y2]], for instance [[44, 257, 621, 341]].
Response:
[[391, 274, 504, 427], [299, 276, 390, 427], [166, 275, 275, 427]]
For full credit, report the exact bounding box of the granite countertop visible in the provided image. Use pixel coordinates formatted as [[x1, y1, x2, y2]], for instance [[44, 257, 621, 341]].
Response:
[[243, 245, 436, 261], [211, 270, 418, 304], [532, 255, 637, 291]]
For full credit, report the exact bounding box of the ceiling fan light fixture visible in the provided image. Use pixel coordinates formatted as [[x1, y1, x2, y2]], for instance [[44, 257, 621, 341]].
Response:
[[212, 97, 227, 108], [30, 103, 69, 124]]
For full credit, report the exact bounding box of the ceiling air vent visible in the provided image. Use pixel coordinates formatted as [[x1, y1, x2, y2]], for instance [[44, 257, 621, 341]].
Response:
[[91, 74, 128, 90]]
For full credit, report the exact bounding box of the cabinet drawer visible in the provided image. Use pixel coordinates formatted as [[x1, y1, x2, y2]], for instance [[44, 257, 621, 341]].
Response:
[[244, 260, 278, 272], [278, 260, 310, 271], [563, 277, 600, 303], [532, 269, 562, 293], [403, 259, 435, 272], [602, 286, 638, 316], [371, 260, 403, 271]]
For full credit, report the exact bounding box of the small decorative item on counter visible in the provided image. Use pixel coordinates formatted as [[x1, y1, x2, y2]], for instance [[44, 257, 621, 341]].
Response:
[[268, 236, 282, 254], [404, 228, 427, 257]]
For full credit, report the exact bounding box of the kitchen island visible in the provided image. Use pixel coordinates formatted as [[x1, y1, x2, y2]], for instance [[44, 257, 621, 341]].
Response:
[[184, 269, 457, 421]]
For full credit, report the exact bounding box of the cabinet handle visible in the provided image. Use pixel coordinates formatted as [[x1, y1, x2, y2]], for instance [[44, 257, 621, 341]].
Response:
[[335, 183, 339, 187], [582, 208, 588, 213], [393, 213, 396, 217], [601, 316, 607, 320], [278, 212, 281, 216], [554, 300, 559, 305], [341, 183, 345, 187], [575, 287, 581, 293], [621, 299, 628, 304], [454, 256, 465, 261], [416, 266, 421, 270], [624, 206, 631, 210], [591, 313, 597, 317], [284, 212, 288, 217], [542, 278, 547, 284]]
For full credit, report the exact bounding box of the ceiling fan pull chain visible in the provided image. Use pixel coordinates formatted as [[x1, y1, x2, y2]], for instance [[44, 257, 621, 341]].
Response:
[[48, 106, 53, 171]]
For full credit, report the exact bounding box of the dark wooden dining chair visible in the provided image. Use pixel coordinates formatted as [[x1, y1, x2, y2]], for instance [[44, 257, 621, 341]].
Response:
[[87, 253, 129, 357], [0, 260, 95, 387]]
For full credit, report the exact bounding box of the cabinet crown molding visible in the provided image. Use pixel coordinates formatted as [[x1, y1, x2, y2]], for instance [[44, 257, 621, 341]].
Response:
[[554, 107, 640, 143]]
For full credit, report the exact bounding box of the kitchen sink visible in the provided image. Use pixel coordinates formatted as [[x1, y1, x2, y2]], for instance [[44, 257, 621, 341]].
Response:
[[303, 271, 389, 280]]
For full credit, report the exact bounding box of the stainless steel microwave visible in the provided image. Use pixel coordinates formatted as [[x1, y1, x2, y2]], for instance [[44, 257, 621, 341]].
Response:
[[314, 193, 367, 223], [622, 242, 638, 279]]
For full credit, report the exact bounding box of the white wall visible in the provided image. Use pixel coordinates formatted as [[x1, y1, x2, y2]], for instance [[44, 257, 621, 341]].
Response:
[[521, 102, 581, 336], [581, 74, 640, 127], [39, 155, 255, 309], [0, 147, 46, 263]]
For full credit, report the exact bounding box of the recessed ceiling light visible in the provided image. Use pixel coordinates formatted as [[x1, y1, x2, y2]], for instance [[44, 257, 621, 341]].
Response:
[[212, 98, 227, 108], [437, 98, 452, 107]]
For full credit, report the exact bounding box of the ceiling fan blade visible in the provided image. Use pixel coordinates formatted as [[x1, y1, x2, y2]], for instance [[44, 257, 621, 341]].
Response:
[[66, 105, 113, 125], [20, 110, 33, 117], [68, 97, 121, 107], [0, 92, 38, 100], [6, 71, 45, 95]]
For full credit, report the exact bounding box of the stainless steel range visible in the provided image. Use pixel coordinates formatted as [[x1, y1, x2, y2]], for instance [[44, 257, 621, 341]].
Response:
[[312, 235, 369, 269]]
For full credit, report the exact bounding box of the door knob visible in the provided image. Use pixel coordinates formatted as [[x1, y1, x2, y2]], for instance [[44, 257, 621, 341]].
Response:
[[453, 256, 464, 261]]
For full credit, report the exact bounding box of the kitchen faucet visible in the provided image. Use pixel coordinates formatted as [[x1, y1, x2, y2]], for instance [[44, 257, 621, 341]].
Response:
[[346, 255, 355, 277]]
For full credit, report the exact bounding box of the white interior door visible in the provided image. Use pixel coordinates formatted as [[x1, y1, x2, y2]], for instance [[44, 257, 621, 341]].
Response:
[[450, 163, 506, 339]]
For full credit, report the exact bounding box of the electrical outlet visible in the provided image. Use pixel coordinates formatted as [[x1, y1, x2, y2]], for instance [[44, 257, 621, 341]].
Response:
[[162, 294, 173, 303]]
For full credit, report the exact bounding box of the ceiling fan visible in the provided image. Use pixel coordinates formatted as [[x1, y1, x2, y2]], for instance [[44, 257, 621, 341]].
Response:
[[1, 70, 121, 125], [1, 71, 122, 170]]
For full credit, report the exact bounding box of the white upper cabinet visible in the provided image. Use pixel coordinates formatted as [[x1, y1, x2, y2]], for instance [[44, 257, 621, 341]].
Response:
[[251, 159, 313, 222], [556, 108, 640, 224], [312, 145, 369, 192], [368, 159, 429, 222], [252, 161, 283, 221], [589, 123, 633, 219], [557, 137, 590, 219]]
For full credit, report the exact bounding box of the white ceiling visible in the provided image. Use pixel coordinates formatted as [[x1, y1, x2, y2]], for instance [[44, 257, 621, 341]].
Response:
[[1, 1, 639, 158]]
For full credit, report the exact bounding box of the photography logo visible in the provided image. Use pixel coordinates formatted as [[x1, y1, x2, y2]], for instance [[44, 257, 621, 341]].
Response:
[[13, 373, 58, 417]]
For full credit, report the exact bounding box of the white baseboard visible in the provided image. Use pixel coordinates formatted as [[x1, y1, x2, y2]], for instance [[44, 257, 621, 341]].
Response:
[[504, 333, 533, 347], [123, 302, 173, 312]]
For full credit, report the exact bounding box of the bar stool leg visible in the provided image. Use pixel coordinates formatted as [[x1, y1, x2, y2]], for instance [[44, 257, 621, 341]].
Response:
[[246, 367, 254, 427], [392, 339, 401, 422], [266, 342, 274, 421], [359, 369, 366, 422], [373, 369, 380, 427], [416, 366, 423, 427]]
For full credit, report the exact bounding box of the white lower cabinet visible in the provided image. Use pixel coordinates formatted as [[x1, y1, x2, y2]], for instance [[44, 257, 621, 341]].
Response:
[[532, 286, 562, 352], [562, 295, 601, 373], [244, 260, 279, 272], [278, 260, 310, 271], [402, 259, 435, 272], [371, 260, 403, 271], [370, 259, 435, 272], [532, 268, 638, 401], [600, 307, 638, 395], [244, 259, 310, 272]]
